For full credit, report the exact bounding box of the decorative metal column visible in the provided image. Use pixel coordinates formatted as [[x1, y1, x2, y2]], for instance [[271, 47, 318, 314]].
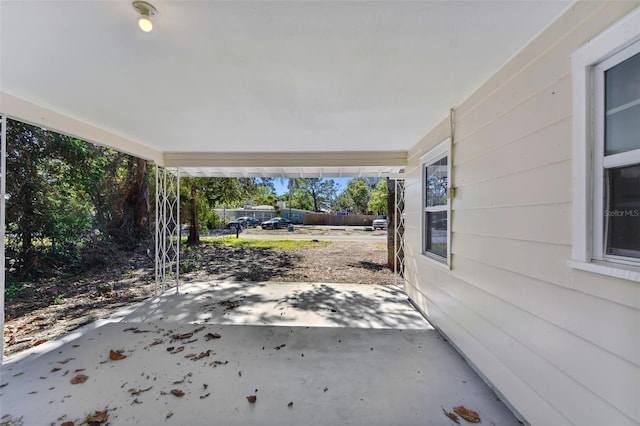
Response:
[[393, 178, 405, 283], [155, 166, 180, 295], [1, 116, 6, 361]]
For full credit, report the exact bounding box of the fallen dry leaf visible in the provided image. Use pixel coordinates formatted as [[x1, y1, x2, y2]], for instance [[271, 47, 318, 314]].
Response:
[[192, 350, 211, 361], [171, 389, 185, 397], [220, 300, 241, 310], [70, 374, 88, 384], [442, 407, 460, 424], [147, 339, 163, 348], [109, 350, 127, 360], [205, 333, 221, 341], [193, 326, 206, 333], [200, 393, 210, 399], [128, 386, 153, 396], [171, 346, 185, 354], [453, 406, 480, 423], [32, 338, 47, 347], [166, 412, 173, 419], [246, 395, 257, 403], [274, 344, 286, 350], [85, 409, 108, 424], [61, 421, 75, 426], [171, 332, 193, 340]]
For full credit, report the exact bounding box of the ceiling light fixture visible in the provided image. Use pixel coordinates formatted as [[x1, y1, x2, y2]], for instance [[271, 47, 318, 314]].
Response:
[[132, 1, 157, 33]]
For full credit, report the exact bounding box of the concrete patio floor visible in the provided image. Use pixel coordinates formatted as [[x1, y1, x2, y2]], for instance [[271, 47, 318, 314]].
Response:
[[1, 282, 519, 426]]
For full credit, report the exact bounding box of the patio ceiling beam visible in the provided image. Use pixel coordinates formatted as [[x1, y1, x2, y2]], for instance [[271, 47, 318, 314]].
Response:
[[163, 151, 407, 169], [0, 93, 164, 165]]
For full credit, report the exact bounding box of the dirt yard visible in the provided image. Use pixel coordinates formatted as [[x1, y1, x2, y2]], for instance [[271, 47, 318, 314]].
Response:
[[3, 238, 395, 357]]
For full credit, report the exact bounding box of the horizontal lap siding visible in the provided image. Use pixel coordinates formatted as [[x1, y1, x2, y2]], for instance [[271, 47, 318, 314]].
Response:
[[404, 1, 640, 424]]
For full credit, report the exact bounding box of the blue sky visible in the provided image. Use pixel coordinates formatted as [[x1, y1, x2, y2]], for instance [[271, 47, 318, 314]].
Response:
[[273, 177, 350, 196]]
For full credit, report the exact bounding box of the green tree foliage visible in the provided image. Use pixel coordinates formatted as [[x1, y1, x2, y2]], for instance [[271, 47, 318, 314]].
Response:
[[279, 178, 307, 211], [279, 178, 338, 212], [344, 178, 371, 214], [6, 121, 59, 273], [367, 179, 387, 215], [251, 185, 279, 207], [5, 118, 150, 277], [304, 178, 338, 211]]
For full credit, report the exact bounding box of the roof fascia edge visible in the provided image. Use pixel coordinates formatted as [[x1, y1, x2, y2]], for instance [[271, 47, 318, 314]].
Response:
[[163, 151, 408, 168], [0, 93, 164, 165]]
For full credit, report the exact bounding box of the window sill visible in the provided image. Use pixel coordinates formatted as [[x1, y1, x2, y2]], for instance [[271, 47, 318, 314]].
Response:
[[421, 252, 451, 270], [567, 259, 640, 283]]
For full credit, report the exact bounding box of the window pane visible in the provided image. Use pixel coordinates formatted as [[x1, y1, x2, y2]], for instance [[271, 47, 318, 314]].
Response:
[[605, 164, 640, 258], [605, 52, 640, 155], [425, 156, 447, 207], [425, 211, 447, 258]]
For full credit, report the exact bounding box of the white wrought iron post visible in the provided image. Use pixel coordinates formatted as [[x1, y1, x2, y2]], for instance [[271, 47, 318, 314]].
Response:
[[155, 166, 180, 295], [394, 178, 405, 284], [1, 116, 6, 361]]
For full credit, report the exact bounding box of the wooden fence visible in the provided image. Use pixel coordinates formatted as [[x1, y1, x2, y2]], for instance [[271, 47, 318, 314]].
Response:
[[302, 214, 377, 226]]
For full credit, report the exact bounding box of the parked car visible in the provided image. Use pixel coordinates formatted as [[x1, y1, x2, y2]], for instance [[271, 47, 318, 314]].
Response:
[[237, 216, 260, 228], [225, 220, 244, 232], [372, 215, 388, 230], [261, 217, 290, 229]]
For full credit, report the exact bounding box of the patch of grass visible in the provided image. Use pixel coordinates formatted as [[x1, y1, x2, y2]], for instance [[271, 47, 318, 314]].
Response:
[[199, 237, 331, 251], [53, 293, 66, 304], [5, 279, 28, 300], [97, 282, 113, 294]]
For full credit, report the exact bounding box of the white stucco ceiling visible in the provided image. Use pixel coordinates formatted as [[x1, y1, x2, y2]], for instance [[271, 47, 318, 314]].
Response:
[[1, 0, 571, 162]]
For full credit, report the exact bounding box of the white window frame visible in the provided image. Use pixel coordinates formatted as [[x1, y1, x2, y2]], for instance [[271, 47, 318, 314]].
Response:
[[421, 138, 451, 268], [570, 7, 640, 282]]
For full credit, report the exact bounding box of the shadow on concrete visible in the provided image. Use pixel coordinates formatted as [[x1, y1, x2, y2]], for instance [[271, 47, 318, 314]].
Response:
[[122, 281, 428, 331]]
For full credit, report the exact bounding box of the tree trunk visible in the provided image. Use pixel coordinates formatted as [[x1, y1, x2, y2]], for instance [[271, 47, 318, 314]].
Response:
[[187, 184, 200, 246], [134, 158, 150, 230], [118, 158, 150, 247]]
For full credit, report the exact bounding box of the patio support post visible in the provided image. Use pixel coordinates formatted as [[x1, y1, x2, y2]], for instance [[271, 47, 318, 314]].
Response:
[[176, 169, 180, 292], [155, 166, 180, 295], [153, 161, 160, 296], [1, 116, 6, 361], [393, 178, 405, 284]]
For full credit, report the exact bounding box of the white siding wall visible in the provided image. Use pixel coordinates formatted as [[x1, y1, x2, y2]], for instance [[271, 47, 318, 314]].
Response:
[[404, 2, 640, 425]]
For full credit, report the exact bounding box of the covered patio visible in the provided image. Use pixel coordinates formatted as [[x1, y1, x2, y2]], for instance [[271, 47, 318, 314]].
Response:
[[2, 1, 599, 424], [1, 280, 517, 425]]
